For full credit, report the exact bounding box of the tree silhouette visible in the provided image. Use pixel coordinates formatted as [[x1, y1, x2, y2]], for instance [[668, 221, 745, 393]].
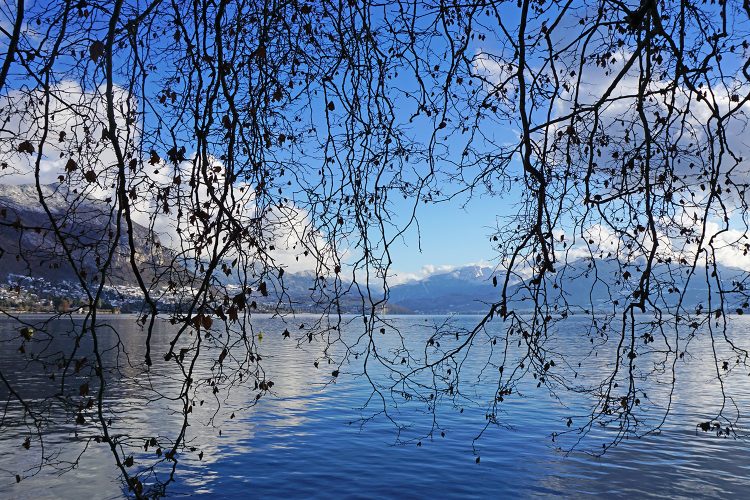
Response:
[[1, 0, 750, 496]]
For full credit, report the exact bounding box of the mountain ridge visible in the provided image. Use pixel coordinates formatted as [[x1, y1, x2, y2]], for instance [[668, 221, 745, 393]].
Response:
[[0, 183, 172, 286], [1, 184, 747, 314]]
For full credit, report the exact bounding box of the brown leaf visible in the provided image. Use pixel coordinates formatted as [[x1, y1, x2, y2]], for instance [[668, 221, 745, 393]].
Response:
[[65, 159, 77, 172], [17, 140, 34, 154], [201, 315, 213, 329], [148, 150, 161, 165], [227, 305, 238, 322], [84, 170, 97, 183], [89, 41, 105, 62]]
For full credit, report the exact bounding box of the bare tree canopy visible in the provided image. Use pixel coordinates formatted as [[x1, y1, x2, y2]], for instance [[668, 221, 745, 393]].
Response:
[[2, 0, 750, 496]]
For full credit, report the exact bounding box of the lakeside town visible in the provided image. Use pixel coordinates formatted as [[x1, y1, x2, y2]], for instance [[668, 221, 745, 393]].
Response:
[[0, 274, 179, 314]]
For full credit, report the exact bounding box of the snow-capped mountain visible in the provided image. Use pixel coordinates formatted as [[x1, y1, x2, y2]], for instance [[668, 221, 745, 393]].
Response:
[[1, 183, 747, 315], [383, 260, 749, 314], [0, 183, 173, 285], [385, 265, 498, 313]]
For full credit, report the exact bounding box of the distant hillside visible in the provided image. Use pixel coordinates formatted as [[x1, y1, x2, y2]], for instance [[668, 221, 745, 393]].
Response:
[[2, 183, 747, 315], [0, 183, 173, 286], [386, 265, 497, 313], [384, 260, 750, 314]]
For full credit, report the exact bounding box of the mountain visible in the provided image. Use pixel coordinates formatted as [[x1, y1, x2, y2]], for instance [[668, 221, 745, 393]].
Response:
[[548, 258, 748, 311], [386, 265, 497, 313], [2, 183, 747, 315], [0, 183, 173, 286], [384, 260, 750, 314]]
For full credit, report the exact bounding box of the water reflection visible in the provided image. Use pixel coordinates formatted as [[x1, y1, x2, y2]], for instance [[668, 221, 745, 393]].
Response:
[[0, 315, 749, 498]]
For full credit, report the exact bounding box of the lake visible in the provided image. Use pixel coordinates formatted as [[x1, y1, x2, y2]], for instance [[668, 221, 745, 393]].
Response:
[[1, 314, 749, 498]]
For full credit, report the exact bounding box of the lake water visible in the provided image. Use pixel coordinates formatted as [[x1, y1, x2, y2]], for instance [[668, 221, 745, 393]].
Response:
[[1, 314, 749, 498]]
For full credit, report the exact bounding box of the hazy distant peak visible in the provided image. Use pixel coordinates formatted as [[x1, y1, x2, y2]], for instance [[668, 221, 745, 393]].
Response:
[[0, 182, 100, 215], [445, 265, 494, 281]]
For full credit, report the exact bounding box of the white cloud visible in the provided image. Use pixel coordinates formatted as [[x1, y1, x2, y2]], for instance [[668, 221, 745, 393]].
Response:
[[128, 153, 340, 274], [0, 81, 339, 275], [0, 81, 130, 188], [471, 30, 750, 276]]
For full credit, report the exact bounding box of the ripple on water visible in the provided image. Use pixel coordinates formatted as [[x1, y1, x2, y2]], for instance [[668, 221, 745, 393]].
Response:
[[1, 315, 750, 498]]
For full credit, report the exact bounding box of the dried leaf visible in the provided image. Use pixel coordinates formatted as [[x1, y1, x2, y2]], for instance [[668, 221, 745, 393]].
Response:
[[89, 41, 105, 62], [201, 315, 213, 329], [17, 141, 34, 154]]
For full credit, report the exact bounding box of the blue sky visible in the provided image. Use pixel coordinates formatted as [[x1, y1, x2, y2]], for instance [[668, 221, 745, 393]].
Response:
[[8, 0, 750, 282], [388, 191, 501, 275]]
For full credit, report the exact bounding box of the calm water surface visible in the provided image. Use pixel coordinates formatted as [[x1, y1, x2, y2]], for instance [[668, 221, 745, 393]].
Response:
[[1, 315, 749, 498]]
